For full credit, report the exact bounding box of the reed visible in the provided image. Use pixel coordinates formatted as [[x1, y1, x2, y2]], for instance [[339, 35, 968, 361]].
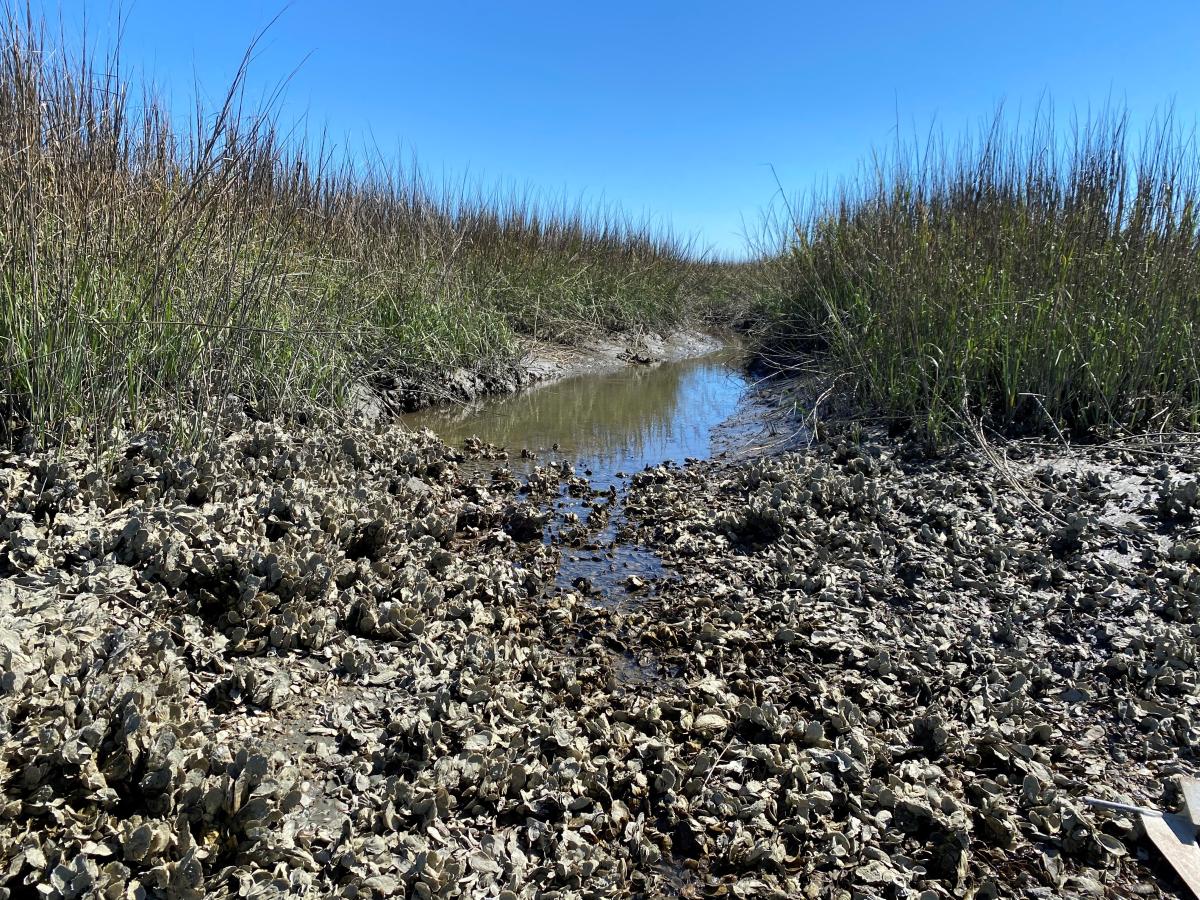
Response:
[[761, 108, 1200, 437], [0, 8, 695, 448]]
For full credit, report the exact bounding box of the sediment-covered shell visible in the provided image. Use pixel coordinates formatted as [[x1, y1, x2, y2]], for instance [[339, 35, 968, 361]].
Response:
[[2, 418, 1197, 897]]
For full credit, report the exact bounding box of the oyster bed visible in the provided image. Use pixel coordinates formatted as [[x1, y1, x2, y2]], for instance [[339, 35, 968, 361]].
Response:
[[1, 419, 1198, 898]]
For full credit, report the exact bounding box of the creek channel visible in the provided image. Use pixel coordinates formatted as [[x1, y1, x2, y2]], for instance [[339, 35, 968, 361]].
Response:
[[402, 345, 791, 602]]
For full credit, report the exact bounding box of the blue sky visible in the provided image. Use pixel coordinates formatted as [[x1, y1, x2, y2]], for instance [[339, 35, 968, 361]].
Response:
[[36, 0, 1200, 256]]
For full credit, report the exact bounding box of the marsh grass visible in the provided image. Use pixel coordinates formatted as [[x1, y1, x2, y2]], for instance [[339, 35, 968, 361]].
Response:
[[762, 108, 1200, 438], [0, 9, 693, 449]]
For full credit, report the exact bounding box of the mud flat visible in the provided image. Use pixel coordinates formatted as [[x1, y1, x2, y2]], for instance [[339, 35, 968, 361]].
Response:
[[1, 391, 1199, 897]]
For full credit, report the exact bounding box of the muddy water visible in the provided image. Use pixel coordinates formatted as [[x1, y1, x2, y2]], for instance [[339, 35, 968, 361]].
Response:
[[403, 347, 766, 598]]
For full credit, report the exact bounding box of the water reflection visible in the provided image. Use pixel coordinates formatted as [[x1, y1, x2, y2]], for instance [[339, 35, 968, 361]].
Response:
[[403, 349, 750, 479]]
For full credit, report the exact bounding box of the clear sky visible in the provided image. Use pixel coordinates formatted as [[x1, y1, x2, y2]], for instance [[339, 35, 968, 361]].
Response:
[[34, 0, 1200, 256]]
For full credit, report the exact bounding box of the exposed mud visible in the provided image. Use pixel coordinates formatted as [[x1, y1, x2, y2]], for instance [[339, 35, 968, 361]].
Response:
[[1, 399, 1198, 897], [355, 330, 724, 419]]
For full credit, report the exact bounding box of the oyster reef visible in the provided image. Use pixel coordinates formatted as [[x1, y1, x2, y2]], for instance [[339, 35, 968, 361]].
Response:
[[2, 367, 1199, 898]]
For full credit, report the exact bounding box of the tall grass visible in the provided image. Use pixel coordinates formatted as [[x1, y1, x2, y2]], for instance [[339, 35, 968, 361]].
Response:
[[0, 9, 695, 448], [762, 109, 1200, 437]]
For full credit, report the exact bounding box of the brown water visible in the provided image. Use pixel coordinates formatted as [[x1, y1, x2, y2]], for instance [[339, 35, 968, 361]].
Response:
[[403, 347, 772, 598]]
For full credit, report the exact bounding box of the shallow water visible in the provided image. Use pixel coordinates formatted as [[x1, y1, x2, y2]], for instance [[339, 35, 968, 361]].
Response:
[[403, 348, 760, 598], [403, 348, 752, 474]]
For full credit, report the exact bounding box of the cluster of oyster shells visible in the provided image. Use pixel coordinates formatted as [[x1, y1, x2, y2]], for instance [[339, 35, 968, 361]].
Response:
[[618, 435, 1200, 897], [1, 415, 1197, 898]]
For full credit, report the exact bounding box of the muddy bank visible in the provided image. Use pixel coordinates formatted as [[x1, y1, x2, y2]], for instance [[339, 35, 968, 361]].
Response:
[[358, 330, 724, 417], [1, 409, 1198, 898], [520, 331, 725, 384]]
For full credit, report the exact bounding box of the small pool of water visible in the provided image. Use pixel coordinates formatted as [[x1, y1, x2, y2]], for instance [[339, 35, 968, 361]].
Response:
[[403, 347, 764, 599], [404, 348, 752, 475]]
